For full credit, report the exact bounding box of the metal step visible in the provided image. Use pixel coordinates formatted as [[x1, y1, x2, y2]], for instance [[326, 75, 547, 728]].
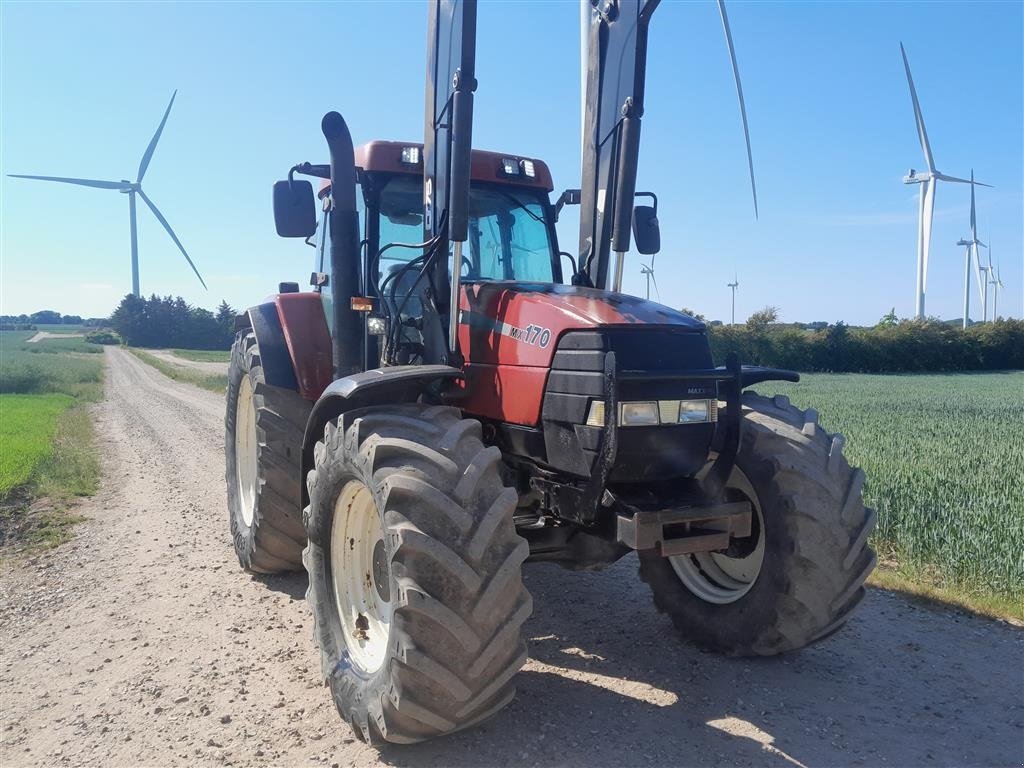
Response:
[[616, 501, 752, 557]]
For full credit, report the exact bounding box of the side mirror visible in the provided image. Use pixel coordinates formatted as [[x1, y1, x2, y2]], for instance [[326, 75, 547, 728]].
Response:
[[632, 205, 660, 255], [273, 179, 316, 238]]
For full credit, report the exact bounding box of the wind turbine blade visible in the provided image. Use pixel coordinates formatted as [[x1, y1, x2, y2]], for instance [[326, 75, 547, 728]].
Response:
[[900, 42, 935, 173], [969, 170, 976, 236], [972, 245, 985, 298], [934, 172, 989, 186], [921, 179, 935, 290], [136, 90, 177, 183], [8, 174, 126, 190], [136, 188, 207, 289], [718, 0, 758, 219]]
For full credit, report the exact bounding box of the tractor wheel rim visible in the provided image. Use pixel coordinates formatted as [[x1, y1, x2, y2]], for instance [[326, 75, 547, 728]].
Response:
[[235, 375, 258, 527], [331, 480, 392, 674], [669, 466, 766, 605]]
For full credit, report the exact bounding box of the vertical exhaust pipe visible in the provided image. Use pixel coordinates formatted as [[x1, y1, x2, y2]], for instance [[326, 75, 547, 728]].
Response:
[[321, 111, 362, 379]]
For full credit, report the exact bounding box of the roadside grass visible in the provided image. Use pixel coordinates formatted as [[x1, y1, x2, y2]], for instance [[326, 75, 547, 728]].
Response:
[[769, 371, 1024, 620], [0, 330, 104, 549], [869, 564, 1023, 626], [130, 348, 227, 392], [171, 348, 230, 363]]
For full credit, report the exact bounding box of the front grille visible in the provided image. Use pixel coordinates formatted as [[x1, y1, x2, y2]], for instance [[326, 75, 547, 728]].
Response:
[[540, 329, 716, 479]]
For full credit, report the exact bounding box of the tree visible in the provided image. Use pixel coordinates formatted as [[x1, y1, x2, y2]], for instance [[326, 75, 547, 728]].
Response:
[[680, 307, 707, 322], [745, 306, 779, 332], [109, 294, 235, 349], [877, 308, 898, 327]]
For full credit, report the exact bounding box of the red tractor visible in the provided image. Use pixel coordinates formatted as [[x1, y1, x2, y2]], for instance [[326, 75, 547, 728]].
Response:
[[225, 0, 875, 745]]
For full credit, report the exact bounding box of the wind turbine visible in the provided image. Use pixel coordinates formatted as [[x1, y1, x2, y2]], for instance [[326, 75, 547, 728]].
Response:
[[640, 255, 659, 301], [955, 170, 987, 329], [979, 252, 994, 322], [900, 43, 987, 319], [8, 90, 205, 297], [990, 249, 1003, 321], [727, 274, 739, 324]]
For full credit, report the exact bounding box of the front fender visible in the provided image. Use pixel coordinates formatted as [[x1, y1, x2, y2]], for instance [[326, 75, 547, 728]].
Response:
[[299, 365, 464, 506], [238, 293, 333, 400]]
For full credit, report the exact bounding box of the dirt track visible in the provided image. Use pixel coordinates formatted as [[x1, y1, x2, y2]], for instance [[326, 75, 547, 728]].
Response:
[[1, 347, 1022, 768]]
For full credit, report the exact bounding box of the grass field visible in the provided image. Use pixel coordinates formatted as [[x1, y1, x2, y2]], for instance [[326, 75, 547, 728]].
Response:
[[171, 348, 230, 363], [769, 371, 1024, 612], [129, 348, 227, 392], [0, 330, 103, 547]]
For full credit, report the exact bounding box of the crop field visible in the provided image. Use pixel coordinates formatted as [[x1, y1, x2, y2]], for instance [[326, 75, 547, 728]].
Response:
[[769, 371, 1024, 604], [0, 393, 74, 497], [32, 324, 88, 334], [0, 331, 103, 545], [0, 331, 103, 397]]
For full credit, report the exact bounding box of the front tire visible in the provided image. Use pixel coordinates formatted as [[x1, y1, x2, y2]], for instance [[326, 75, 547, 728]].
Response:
[[303, 405, 532, 744], [225, 331, 310, 573], [639, 392, 877, 656]]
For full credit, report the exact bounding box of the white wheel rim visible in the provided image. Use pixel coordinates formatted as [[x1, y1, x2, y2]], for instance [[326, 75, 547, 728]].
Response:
[[331, 481, 392, 674], [234, 375, 258, 527], [669, 466, 766, 605]]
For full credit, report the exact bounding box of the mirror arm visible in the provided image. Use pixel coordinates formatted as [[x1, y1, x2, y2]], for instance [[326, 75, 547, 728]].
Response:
[[554, 188, 581, 222]]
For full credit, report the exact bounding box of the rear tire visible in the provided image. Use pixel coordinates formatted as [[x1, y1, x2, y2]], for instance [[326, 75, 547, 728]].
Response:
[[639, 392, 877, 655], [225, 331, 310, 573], [303, 404, 531, 744]]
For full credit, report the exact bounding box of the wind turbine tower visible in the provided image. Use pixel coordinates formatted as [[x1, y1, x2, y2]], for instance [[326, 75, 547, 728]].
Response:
[[8, 91, 205, 297], [900, 43, 988, 319], [727, 275, 739, 324]]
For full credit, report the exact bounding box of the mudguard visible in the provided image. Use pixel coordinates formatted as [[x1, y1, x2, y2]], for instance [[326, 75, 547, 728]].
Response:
[[240, 293, 333, 401], [299, 365, 464, 506]]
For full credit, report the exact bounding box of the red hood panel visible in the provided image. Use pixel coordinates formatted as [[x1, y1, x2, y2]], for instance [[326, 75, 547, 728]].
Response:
[[458, 282, 705, 367]]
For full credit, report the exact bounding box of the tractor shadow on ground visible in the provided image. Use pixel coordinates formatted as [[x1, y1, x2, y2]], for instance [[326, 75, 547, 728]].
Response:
[[376, 557, 1024, 768], [253, 570, 308, 601]]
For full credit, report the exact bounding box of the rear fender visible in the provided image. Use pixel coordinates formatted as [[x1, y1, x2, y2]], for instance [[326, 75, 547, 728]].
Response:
[[238, 293, 333, 400], [299, 365, 464, 507]]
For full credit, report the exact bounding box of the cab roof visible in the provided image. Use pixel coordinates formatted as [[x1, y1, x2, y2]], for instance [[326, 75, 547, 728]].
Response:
[[318, 140, 553, 198]]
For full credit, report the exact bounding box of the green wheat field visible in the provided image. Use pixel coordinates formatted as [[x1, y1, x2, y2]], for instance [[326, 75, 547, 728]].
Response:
[[770, 371, 1024, 602]]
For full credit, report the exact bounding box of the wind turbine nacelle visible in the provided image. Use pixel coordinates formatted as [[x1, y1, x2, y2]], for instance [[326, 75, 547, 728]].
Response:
[[902, 169, 929, 184]]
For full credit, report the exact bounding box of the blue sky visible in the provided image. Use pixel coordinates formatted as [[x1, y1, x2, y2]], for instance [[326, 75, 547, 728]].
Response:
[[2, 1, 1021, 324]]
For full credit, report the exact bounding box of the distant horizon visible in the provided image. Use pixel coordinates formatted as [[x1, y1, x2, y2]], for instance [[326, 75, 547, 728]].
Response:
[[2, 300, 1016, 330]]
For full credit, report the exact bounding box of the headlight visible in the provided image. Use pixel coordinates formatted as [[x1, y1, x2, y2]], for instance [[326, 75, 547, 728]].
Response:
[[620, 401, 660, 426], [367, 316, 388, 336], [586, 398, 717, 427], [678, 400, 710, 423]]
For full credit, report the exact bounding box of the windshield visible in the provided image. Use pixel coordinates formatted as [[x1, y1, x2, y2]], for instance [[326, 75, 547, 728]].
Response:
[[375, 176, 555, 285]]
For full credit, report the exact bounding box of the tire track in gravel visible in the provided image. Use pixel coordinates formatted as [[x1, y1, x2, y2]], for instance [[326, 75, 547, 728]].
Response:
[[1, 346, 1021, 768]]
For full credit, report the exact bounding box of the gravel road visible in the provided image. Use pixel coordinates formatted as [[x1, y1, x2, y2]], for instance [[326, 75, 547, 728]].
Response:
[[1, 346, 1021, 767]]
